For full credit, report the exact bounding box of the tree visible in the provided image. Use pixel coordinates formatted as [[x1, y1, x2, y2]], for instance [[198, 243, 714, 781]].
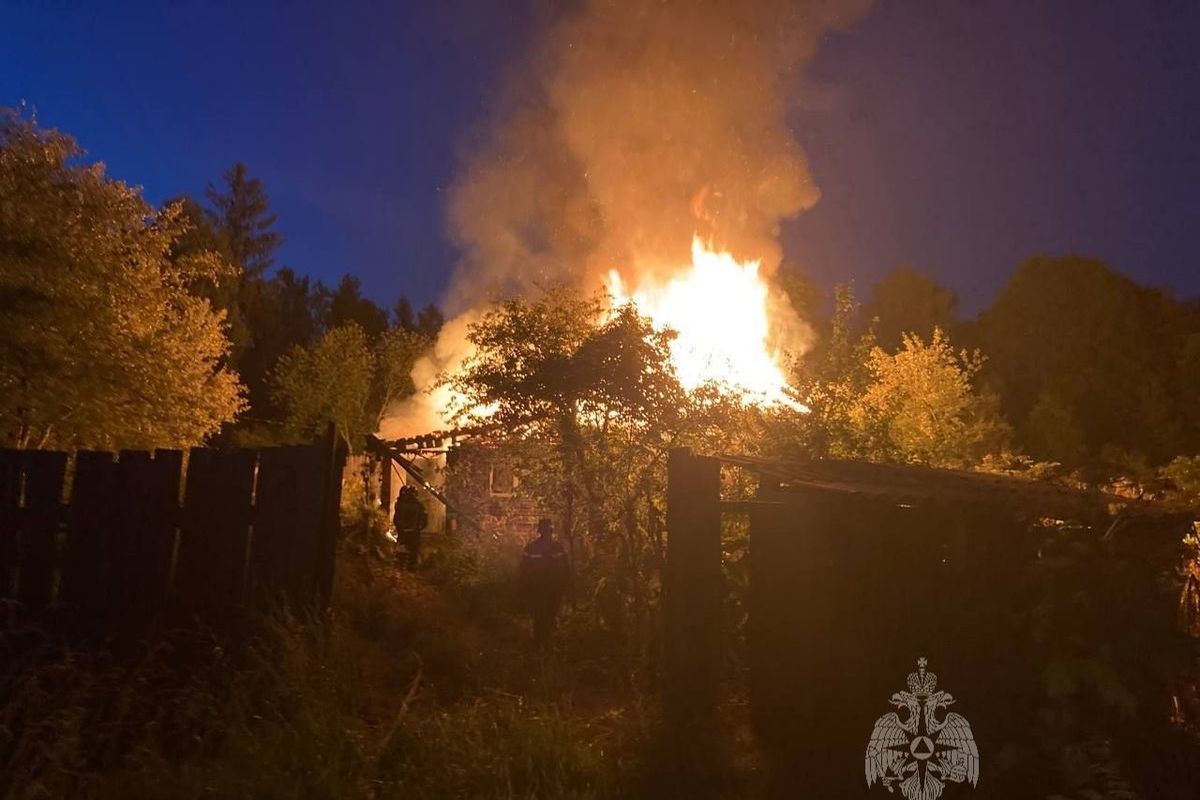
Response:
[[198, 162, 326, 433], [272, 323, 425, 450], [453, 293, 686, 556], [393, 295, 445, 339], [849, 329, 1009, 467], [205, 162, 282, 278], [791, 284, 877, 459], [794, 288, 1008, 468], [0, 109, 244, 450], [450, 293, 687, 443], [1161, 455, 1200, 508], [272, 325, 374, 448], [415, 304, 444, 339], [371, 326, 428, 428], [393, 297, 415, 330], [236, 267, 323, 422], [977, 256, 1185, 465], [449, 290, 696, 655], [776, 263, 825, 334], [168, 193, 249, 356], [322, 274, 389, 340], [1023, 392, 1086, 466], [862, 268, 959, 351], [449, 289, 809, 652], [1176, 331, 1200, 451]]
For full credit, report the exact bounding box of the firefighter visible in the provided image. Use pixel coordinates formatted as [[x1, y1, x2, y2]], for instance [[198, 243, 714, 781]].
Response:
[[519, 518, 571, 647], [392, 485, 427, 570]]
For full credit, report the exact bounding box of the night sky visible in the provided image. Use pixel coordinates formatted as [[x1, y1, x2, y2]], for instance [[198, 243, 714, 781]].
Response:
[[2, 0, 1197, 313]]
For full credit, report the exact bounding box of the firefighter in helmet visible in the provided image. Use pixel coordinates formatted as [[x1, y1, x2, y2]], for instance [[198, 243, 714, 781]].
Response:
[[519, 518, 572, 647], [393, 485, 427, 570]]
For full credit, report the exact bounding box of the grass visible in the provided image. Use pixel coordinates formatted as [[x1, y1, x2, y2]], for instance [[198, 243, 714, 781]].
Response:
[[0, 537, 669, 800]]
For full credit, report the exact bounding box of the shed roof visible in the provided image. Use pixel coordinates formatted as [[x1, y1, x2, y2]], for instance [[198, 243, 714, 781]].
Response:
[[720, 454, 1119, 521]]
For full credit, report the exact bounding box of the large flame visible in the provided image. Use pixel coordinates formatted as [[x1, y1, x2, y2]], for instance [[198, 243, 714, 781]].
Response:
[[607, 237, 804, 409], [380, 237, 806, 439]]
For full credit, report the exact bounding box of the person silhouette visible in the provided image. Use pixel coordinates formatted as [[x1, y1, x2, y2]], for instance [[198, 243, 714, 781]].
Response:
[[519, 518, 571, 647], [392, 485, 427, 570]]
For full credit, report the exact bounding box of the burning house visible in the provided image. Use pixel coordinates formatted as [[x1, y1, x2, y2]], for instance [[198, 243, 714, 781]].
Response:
[[365, 431, 542, 544], [379, 0, 874, 444], [364, 0, 879, 569]]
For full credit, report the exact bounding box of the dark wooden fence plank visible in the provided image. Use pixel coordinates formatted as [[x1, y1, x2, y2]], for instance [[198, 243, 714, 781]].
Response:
[[177, 448, 257, 610], [746, 486, 1034, 796], [0, 435, 342, 632], [16, 451, 67, 610], [0, 450, 23, 598], [111, 450, 182, 621], [60, 451, 117, 614], [253, 444, 327, 607], [316, 432, 347, 606]]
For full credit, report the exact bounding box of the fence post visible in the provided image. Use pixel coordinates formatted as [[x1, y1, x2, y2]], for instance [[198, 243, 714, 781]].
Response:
[[664, 447, 723, 736], [380, 449, 392, 515]]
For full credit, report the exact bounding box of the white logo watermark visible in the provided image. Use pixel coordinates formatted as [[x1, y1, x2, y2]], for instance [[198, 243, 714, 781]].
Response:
[[865, 657, 979, 800]]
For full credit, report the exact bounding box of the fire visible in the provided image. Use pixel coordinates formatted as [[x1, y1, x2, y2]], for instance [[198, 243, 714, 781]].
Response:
[[382, 237, 806, 439], [606, 237, 804, 409]]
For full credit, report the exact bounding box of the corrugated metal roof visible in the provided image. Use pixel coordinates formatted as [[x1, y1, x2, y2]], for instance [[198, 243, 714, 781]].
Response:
[[718, 453, 1118, 520]]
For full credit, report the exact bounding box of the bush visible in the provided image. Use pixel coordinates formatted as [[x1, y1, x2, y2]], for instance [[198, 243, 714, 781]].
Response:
[[1162, 455, 1200, 508]]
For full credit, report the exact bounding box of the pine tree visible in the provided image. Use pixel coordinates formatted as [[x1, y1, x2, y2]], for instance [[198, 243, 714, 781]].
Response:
[[414, 303, 445, 339], [393, 295, 445, 339], [205, 162, 282, 278], [322, 275, 389, 339]]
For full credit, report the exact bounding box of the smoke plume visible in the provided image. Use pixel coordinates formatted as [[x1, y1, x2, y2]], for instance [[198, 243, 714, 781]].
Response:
[[384, 0, 872, 436]]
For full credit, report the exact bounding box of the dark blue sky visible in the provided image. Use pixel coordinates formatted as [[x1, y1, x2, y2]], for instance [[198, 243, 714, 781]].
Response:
[[791, 0, 1200, 311], [3, 0, 1197, 313]]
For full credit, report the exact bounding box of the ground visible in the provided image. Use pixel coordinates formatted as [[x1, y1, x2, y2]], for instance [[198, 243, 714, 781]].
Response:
[[0, 520, 1171, 799], [0, 531, 765, 799]]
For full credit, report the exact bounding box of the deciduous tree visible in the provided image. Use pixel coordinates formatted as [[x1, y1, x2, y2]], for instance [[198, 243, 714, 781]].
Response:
[[977, 256, 1185, 465], [862, 267, 959, 351], [1023, 392, 1087, 466], [168, 193, 250, 356], [272, 323, 426, 450], [236, 267, 323, 422], [795, 287, 1007, 468], [272, 325, 374, 448], [850, 329, 1009, 467], [0, 109, 244, 449], [791, 285, 877, 459], [449, 291, 694, 649]]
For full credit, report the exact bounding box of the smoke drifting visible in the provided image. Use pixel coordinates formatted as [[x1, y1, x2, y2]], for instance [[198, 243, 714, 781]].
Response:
[[380, 310, 479, 438], [447, 0, 872, 305], [384, 0, 872, 436]]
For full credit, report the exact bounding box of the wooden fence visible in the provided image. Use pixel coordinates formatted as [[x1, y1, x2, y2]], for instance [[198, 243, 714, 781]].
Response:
[[664, 448, 1200, 797], [0, 426, 346, 632]]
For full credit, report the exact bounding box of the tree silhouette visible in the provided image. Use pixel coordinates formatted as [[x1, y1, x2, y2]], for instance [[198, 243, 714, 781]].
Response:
[[863, 268, 959, 351], [205, 162, 282, 278]]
